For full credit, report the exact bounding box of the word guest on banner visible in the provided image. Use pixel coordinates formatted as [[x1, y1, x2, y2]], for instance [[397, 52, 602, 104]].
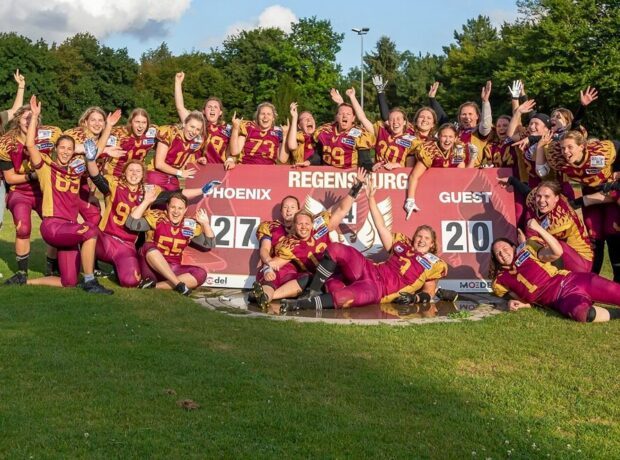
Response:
[[184, 166, 516, 292]]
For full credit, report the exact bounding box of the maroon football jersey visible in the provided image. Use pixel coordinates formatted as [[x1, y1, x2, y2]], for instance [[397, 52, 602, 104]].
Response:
[[238, 121, 283, 165], [313, 123, 373, 168], [105, 125, 157, 177], [203, 123, 231, 163], [376, 233, 447, 302], [492, 239, 569, 304], [275, 212, 332, 272], [144, 209, 203, 264], [148, 125, 203, 171], [35, 155, 84, 221], [373, 122, 421, 166]]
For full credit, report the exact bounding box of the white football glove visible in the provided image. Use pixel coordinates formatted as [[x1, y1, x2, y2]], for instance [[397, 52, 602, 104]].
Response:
[[372, 75, 388, 93], [468, 143, 479, 161], [404, 198, 420, 220], [508, 80, 522, 99], [84, 138, 98, 161]]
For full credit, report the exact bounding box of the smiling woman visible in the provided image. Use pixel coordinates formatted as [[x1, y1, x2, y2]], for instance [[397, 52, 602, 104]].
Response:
[[14, 96, 112, 294], [280, 177, 448, 312]]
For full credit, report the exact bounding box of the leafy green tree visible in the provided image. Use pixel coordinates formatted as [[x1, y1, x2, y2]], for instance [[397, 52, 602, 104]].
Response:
[[497, 0, 620, 137]]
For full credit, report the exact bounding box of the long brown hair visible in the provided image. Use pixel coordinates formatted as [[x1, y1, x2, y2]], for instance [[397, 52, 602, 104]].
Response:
[[488, 237, 516, 279], [126, 108, 151, 134]]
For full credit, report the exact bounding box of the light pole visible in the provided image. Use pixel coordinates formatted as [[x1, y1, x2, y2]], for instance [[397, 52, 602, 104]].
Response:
[[351, 27, 370, 110]]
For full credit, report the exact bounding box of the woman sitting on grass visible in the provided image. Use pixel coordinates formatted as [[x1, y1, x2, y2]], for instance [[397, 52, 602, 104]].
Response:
[[126, 191, 215, 296]]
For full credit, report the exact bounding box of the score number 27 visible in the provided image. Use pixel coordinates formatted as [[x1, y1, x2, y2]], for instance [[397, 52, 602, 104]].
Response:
[[211, 216, 260, 249]]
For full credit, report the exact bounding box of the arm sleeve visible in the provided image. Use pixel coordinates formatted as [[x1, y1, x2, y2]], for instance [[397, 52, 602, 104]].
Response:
[[507, 176, 532, 196], [378, 92, 390, 122], [307, 151, 322, 166], [479, 101, 492, 136], [153, 189, 181, 206], [0, 160, 13, 171], [613, 141, 620, 172], [90, 173, 111, 195], [191, 233, 216, 249], [571, 105, 586, 130], [125, 216, 151, 232], [429, 98, 449, 125], [528, 135, 542, 145], [358, 149, 374, 172]]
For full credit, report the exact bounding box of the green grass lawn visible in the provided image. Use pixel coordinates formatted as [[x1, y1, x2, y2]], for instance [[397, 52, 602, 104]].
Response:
[[1, 211, 619, 459]]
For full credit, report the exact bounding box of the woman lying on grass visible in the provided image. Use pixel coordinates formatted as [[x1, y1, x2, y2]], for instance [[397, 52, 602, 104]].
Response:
[[490, 219, 620, 322]]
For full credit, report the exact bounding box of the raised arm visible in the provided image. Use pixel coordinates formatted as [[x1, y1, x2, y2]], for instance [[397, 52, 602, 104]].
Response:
[[125, 186, 159, 232], [404, 161, 427, 219], [330, 88, 344, 106], [278, 119, 290, 164], [174, 72, 191, 123], [192, 209, 216, 249], [327, 167, 367, 231], [428, 82, 449, 125], [507, 99, 536, 141], [527, 219, 563, 263], [572, 86, 598, 129], [6, 70, 26, 120], [508, 80, 523, 114], [534, 131, 553, 178], [287, 102, 300, 152], [479, 80, 493, 136], [345, 87, 374, 134], [229, 112, 245, 157], [372, 75, 390, 122], [366, 176, 394, 251], [25, 95, 42, 166]]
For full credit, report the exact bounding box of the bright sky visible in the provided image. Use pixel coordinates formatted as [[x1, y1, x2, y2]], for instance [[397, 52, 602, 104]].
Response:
[[1, 0, 520, 71]]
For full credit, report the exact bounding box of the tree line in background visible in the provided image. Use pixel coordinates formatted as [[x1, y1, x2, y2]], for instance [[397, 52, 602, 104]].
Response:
[[0, 0, 618, 137]]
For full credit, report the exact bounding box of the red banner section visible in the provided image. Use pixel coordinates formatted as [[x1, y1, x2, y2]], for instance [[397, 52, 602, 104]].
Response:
[[184, 166, 516, 292]]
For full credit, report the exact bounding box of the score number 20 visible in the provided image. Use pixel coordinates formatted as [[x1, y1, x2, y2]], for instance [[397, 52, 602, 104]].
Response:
[[441, 220, 493, 253]]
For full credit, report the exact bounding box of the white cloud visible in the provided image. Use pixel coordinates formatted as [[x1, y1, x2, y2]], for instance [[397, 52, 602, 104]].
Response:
[[488, 9, 520, 29], [0, 0, 190, 43], [222, 5, 297, 41]]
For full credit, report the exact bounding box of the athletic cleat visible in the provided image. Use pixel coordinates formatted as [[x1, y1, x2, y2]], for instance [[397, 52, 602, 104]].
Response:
[[174, 282, 191, 296], [82, 279, 113, 295], [138, 278, 156, 289], [93, 269, 113, 278], [437, 288, 459, 302], [394, 292, 416, 305], [252, 281, 269, 310], [4, 271, 27, 285], [279, 298, 304, 313]]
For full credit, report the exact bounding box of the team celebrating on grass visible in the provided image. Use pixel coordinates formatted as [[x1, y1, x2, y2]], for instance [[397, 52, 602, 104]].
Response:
[[1, 69, 619, 322]]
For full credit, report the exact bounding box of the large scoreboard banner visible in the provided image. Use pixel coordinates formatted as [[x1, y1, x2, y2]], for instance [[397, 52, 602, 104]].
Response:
[[184, 166, 516, 292]]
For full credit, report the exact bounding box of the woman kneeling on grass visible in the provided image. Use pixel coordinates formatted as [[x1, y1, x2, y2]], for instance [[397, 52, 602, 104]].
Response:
[[17, 96, 111, 294], [490, 219, 620, 322], [126, 190, 215, 296]]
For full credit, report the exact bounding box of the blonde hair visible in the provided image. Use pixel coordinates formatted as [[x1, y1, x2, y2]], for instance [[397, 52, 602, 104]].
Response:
[[254, 102, 277, 126], [78, 107, 106, 131], [561, 130, 586, 146]]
